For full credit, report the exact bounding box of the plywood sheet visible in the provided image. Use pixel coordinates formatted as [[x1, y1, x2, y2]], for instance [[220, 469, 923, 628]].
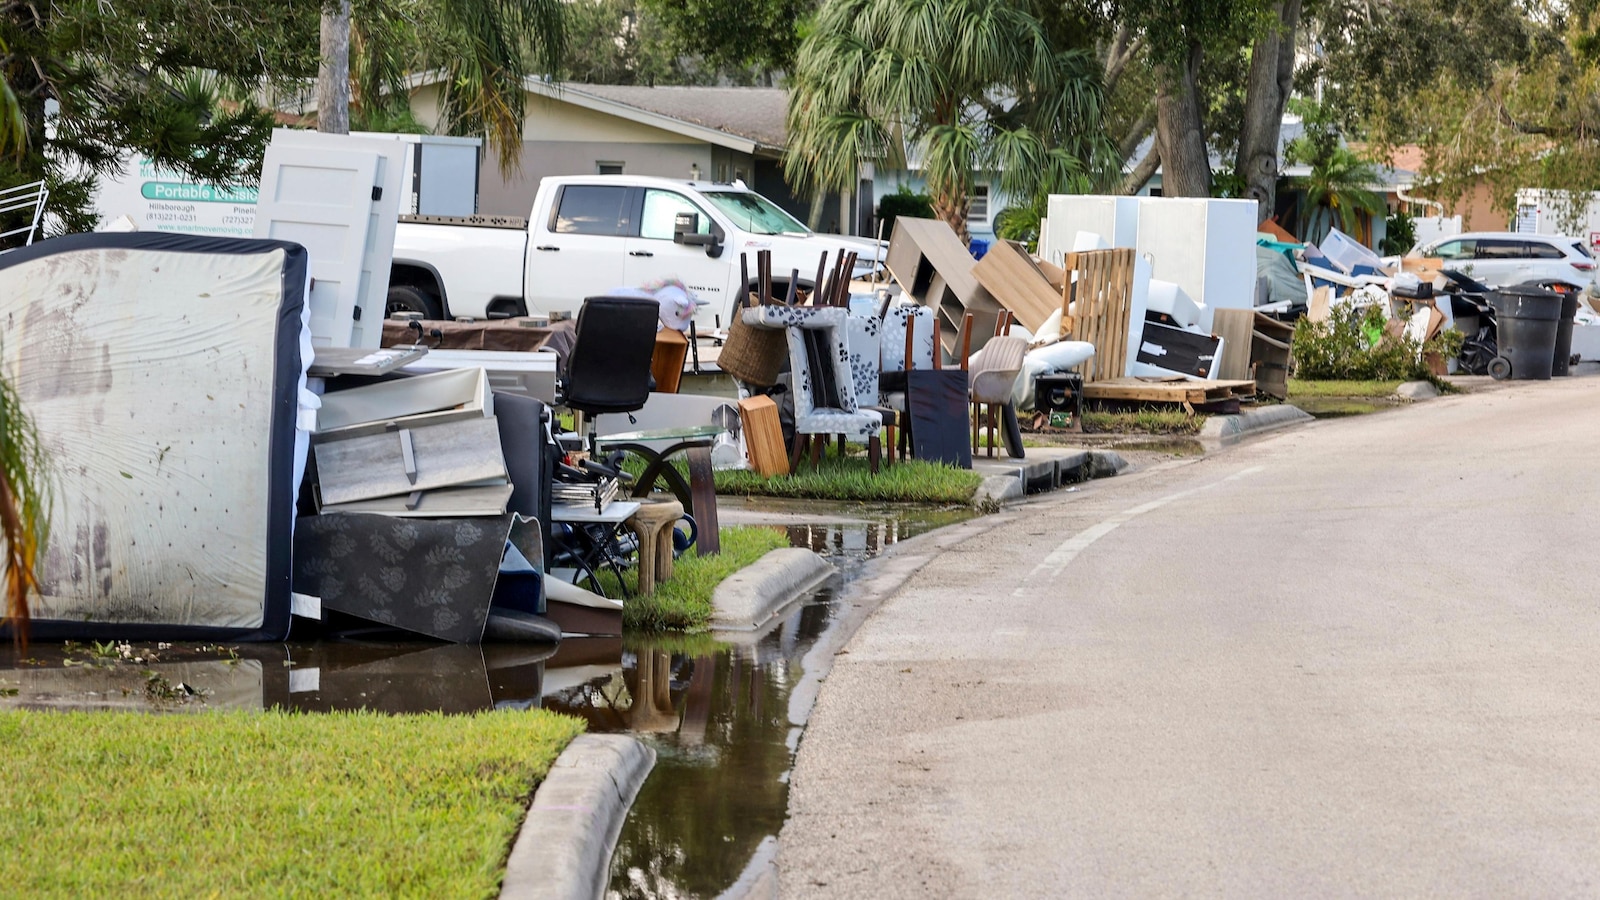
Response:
[[972, 240, 1060, 333], [1210, 308, 1257, 381]]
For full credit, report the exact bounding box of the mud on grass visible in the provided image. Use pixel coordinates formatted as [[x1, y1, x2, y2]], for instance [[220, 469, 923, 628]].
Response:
[[0, 708, 584, 899]]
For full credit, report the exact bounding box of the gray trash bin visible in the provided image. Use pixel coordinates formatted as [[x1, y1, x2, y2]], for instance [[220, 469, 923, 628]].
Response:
[[1489, 286, 1563, 380]]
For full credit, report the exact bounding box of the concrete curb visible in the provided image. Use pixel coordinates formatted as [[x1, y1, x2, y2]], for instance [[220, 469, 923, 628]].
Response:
[[710, 547, 836, 632], [1199, 404, 1312, 448], [1395, 380, 1441, 401], [500, 733, 656, 900], [972, 449, 1129, 507]]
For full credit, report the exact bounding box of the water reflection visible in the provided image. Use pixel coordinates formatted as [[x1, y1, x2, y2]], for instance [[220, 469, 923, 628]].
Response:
[[597, 596, 840, 900], [737, 499, 974, 574]]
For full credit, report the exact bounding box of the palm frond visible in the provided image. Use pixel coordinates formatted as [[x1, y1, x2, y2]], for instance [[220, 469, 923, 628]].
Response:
[[785, 0, 1111, 234], [432, 0, 567, 175], [0, 35, 28, 157]]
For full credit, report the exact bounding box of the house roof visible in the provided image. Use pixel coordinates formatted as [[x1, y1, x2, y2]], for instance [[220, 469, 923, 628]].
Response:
[[404, 73, 789, 155], [562, 84, 789, 152]]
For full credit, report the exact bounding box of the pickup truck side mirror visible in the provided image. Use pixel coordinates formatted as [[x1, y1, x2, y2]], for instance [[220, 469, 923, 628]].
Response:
[[673, 212, 724, 258]]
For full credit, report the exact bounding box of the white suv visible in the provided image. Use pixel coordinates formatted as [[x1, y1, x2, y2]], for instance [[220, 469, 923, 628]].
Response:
[[1414, 232, 1595, 288]]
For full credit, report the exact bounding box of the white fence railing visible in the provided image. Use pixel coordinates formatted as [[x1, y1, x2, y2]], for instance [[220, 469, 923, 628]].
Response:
[[0, 180, 49, 247]]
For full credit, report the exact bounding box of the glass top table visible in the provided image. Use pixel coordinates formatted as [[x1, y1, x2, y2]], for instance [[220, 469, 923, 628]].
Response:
[[596, 425, 722, 443], [595, 426, 722, 555]]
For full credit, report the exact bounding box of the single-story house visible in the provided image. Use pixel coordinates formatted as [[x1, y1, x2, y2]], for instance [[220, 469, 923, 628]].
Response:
[[404, 78, 861, 229]]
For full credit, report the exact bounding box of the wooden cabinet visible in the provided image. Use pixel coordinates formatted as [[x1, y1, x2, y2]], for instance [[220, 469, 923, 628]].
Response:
[[885, 217, 1002, 355]]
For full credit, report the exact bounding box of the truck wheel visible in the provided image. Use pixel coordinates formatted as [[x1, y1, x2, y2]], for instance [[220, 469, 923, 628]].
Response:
[[387, 285, 442, 320]]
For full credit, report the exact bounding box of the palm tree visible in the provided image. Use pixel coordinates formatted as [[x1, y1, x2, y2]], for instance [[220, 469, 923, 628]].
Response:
[[1291, 145, 1384, 245], [319, 0, 566, 176], [784, 0, 1115, 241], [0, 375, 51, 649], [1283, 99, 1384, 245]]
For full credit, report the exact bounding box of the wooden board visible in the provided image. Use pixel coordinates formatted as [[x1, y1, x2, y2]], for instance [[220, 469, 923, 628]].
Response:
[[651, 328, 689, 394], [737, 395, 788, 478], [1211, 308, 1257, 382], [1061, 248, 1136, 384], [1258, 218, 1298, 243], [971, 239, 1060, 333], [1307, 286, 1333, 323], [1082, 377, 1256, 405]]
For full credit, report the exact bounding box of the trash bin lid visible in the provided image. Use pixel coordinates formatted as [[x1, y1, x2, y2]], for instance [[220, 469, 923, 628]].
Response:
[[1489, 289, 1563, 321]]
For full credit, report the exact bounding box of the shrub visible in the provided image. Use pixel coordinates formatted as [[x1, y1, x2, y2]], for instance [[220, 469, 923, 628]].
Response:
[[877, 186, 934, 237], [1380, 210, 1417, 256], [1292, 303, 1461, 381]]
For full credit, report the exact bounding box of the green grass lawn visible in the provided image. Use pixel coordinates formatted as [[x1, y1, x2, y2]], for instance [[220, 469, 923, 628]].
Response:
[[0, 708, 583, 899], [607, 525, 791, 632], [618, 446, 982, 505], [1080, 408, 1206, 435], [715, 455, 982, 504], [1287, 378, 1404, 398]]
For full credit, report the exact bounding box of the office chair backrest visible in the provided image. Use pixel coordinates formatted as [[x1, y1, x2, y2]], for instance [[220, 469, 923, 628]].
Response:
[[564, 295, 660, 416], [493, 391, 555, 558]]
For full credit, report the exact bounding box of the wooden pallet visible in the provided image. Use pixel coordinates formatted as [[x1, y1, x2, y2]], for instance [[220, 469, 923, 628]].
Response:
[[1061, 248, 1135, 384], [1081, 376, 1256, 406]]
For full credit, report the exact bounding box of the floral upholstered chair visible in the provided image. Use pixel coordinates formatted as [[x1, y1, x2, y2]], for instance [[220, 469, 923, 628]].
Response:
[[743, 305, 884, 472]]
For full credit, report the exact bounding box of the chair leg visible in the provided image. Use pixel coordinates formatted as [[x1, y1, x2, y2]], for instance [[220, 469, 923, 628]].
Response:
[[885, 423, 896, 465], [789, 431, 807, 473], [810, 435, 824, 468], [836, 434, 845, 458], [970, 402, 980, 455], [987, 404, 997, 458], [868, 435, 881, 474]]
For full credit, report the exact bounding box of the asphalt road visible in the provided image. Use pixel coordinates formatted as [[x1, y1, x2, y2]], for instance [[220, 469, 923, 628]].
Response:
[[777, 380, 1600, 898]]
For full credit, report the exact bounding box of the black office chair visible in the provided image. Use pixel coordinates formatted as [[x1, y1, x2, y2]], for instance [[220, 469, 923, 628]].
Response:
[[559, 295, 661, 451]]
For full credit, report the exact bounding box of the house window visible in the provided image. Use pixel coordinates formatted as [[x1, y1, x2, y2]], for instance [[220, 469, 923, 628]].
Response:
[[597, 161, 624, 175], [969, 184, 990, 227]]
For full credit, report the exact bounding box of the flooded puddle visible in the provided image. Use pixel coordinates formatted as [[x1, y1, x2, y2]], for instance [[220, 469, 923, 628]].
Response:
[[0, 499, 973, 899]]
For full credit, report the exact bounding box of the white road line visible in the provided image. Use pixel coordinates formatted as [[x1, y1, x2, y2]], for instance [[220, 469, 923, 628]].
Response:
[[1014, 465, 1265, 595]]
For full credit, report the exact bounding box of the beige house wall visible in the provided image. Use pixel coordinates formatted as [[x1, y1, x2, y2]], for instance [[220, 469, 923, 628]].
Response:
[[407, 85, 756, 218]]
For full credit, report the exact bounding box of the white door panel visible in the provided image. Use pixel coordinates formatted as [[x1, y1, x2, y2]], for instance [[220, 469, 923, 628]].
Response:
[[254, 130, 404, 348]]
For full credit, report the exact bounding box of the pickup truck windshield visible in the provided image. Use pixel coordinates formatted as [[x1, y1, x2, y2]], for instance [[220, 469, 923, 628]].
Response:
[[702, 191, 809, 236]]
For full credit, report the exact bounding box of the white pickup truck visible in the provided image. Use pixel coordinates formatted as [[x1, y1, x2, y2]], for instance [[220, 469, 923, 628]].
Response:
[[388, 174, 887, 328]]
